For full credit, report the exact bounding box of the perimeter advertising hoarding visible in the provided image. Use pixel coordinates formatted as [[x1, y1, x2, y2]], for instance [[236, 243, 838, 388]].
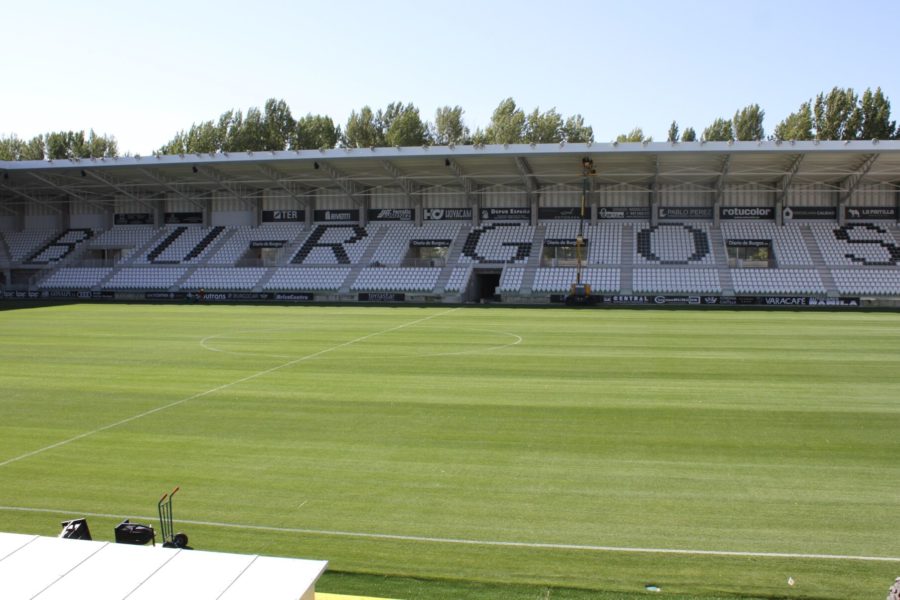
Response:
[[719, 207, 775, 220], [844, 206, 897, 220], [1, 291, 112, 300], [598, 207, 650, 220], [114, 213, 153, 225], [358, 292, 406, 302], [313, 209, 357, 222], [784, 206, 836, 220], [142, 292, 314, 302], [164, 212, 203, 224], [423, 208, 472, 221], [480, 207, 531, 221], [368, 208, 414, 221], [262, 210, 304, 222], [658, 207, 713, 220], [538, 207, 582, 220]]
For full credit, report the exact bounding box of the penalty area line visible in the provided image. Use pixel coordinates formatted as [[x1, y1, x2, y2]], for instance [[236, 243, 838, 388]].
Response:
[[0, 307, 459, 469], [0, 505, 898, 563]]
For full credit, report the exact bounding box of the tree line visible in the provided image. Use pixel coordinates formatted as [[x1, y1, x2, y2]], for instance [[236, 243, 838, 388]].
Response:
[[0, 130, 118, 161], [1, 86, 897, 160]]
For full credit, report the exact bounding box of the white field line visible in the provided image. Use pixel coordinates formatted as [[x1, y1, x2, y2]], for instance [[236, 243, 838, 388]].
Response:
[[1, 505, 898, 563], [0, 308, 460, 468]]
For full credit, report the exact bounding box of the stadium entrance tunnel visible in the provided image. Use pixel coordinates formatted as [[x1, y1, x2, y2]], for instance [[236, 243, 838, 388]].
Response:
[[473, 269, 501, 302]]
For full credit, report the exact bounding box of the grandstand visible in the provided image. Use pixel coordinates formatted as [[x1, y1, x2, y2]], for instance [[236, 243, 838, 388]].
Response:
[[2, 140, 900, 306]]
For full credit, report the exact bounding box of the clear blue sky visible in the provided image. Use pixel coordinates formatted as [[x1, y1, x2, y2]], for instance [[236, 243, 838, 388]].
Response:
[[3, 0, 899, 154]]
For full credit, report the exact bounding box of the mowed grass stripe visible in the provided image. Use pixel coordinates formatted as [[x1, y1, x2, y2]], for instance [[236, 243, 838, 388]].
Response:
[[0, 306, 459, 467], [1, 304, 899, 599]]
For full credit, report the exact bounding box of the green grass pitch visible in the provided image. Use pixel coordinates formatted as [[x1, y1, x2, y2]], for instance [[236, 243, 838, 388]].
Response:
[[1, 303, 899, 599]]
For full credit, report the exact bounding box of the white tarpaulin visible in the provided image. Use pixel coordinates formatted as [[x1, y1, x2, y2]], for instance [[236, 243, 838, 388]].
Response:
[[0, 532, 327, 600]]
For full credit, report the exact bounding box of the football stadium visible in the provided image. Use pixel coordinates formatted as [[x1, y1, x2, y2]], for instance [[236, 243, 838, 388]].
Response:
[[2, 141, 900, 599]]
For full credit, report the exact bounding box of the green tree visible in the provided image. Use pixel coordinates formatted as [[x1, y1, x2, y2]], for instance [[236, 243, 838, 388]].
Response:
[[773, 101, 814, 141], [813, 87, 861, 140], [383, 102, 428, 146], [484, 98, 526, 144], [343, 106, 383, 148], [667, 120, 680, 142], [232, 107, 268, 151], [0, 134, 45, 160], [562, 114, 593, 143], [263, 98, 295, 150], [86, 130, 118, 157], [733, 104, 764, 141], [293, 114, 340, 149], [524, 107, 563, 143], [859, 87, 896, 140], [702, 118, 733, 142], [431, 106, 470, 145], [681, 127, 697, 142], [616, 127, 651, 143]]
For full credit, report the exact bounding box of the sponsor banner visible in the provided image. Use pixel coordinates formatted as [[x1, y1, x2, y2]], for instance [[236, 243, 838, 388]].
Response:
[[809, 297, 860, 307], [262, 210, 304, 222], [410, 239, 452, 247], [602, 295, 650, 305], [601, 295, 722, 306], [726, 239, 771, 248], [314, 209, 357, 222], [539, 207, 582, 220], [250, 240, 286, 249], [480, 207, 531, 221], [368, 208, 414, 221], [164, 212, 203, 224], [845, 206, 897, 220], [658, 206, 713, 220], [720, 206, 775, 220], [145, 292, 188, 300], [358, 292, 406, 302], [2, 291, 40, 300], [45, 290, 105, 299], [598, 206, 650, 220], [423, 207, 472, 221], [718, 296, 759, 305], [544, 238, 585, 247], [760, 296, 859, 307], [784, 206, 836, 220], [272, 292, 314, 302], [114, 213, 153, 225]]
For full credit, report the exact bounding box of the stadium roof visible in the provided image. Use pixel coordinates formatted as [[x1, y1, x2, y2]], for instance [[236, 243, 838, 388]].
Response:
[[1, 140, 899, 209]]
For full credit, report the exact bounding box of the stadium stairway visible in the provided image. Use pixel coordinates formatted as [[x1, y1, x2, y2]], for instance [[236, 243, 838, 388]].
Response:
[[199, 227, 237, 263], [124, 228, 172, 266], [619, 223, 635, 294], [278, 228, 315, 266], [433, 227, 471, 293], [709, 227, 735, 295], [253, 266, 278, 292], [173, 264, 203, 291], [91, 227, 177, 290], [519, 223, 545, 294], [800, 225, 838, 296], [340, 226, 388, 294]]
